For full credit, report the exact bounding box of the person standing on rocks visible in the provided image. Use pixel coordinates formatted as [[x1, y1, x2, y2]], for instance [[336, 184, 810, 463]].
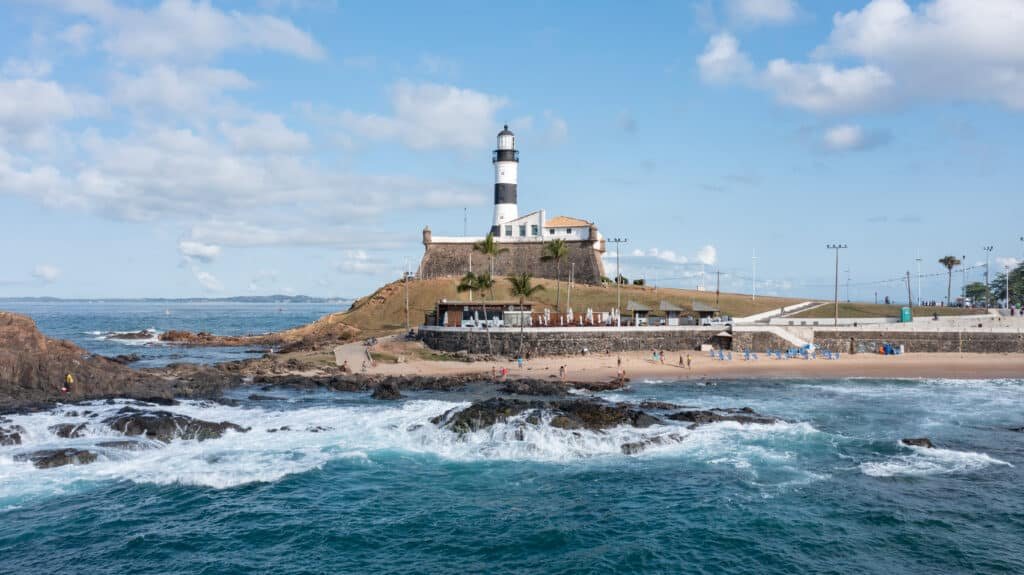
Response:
[[62, 372, 74, 394]]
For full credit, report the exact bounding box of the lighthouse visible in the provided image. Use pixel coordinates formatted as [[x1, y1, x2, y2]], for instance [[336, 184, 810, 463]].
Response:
[[491, 124, 519, 236]]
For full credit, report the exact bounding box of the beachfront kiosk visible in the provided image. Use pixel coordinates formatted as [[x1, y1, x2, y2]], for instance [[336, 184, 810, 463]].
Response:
[[626, 301, 651, 326], [427, 300, 534, 328]]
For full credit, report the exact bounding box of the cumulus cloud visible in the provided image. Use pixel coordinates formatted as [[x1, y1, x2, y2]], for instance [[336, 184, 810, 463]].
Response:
[[220, 114, 309, 153], [178, 239, 221, 262], [59, 0, 325, 62], [191, 267, 223, 292], [340, 81, 509, 150], [726, 0, 798, 25], [697, 33, 753, 84], [700, 0, 1024, 112], [997, 257, 1021, 270], [33, 264, 60, 283], [111, 65, 252, 113], [696, 245, 718, 266], [629, 248, 690, 265], [2, 59, 53, 79], [822, 123, 890, 151]]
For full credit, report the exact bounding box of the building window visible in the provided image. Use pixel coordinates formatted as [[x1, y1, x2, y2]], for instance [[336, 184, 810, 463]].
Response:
[[531, 225, 539, 236], [564, 228, 571, 234], [505, 225, 512, 236], [519, 224, 526, 236], [548, 228, 555, 235]]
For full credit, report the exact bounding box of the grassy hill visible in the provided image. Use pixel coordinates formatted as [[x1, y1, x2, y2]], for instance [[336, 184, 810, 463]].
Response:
[[336, 277, 810, 335]]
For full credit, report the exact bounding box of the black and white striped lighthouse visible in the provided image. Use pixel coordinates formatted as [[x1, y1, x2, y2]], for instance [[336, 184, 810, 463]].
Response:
[[491, 124, 519, 236]]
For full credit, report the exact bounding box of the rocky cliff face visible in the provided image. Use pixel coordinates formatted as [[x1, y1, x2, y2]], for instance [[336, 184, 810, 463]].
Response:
[[0, 312, 172, 409]]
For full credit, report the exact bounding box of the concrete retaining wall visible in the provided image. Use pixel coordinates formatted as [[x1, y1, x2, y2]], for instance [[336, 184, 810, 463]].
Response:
[[418, 326, 792, 357], [815, 330, 1024, 354], [418, 240, 605, 284]]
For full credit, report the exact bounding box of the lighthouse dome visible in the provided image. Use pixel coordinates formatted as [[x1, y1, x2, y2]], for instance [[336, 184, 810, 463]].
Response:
[[498, 124, 513, 136]]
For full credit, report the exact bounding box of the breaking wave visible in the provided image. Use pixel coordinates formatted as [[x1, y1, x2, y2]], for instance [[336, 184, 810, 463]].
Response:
[[860, 443, 1013, 478]]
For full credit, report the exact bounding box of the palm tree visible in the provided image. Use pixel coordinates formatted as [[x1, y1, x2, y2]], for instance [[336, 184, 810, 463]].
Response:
[[507, 273, 545, 355], [473, 233, 509, 286], [541, 238, 569, 311], [457, 271, 495, 353], [939, 255, 962, 306]]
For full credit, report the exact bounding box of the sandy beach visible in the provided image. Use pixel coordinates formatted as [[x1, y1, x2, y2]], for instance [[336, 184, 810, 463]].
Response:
[[340, 338, 1024, 383]]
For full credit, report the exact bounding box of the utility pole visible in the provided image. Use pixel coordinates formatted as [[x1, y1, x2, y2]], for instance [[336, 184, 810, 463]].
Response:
[[915, 254, 922, 305], [845, 268, 851, 302], [715, 269, 721, 307], [610, 238, 628, 312], [751, 249, 758, 301], [1006, 265, 1011, 309], [905, 271, 913, 309], [961, 254, 967, 303], [983, 245, 994, 307], [827, 244, 847, 327]]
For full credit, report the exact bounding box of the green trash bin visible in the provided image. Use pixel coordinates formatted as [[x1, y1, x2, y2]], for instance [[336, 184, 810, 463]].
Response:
[[900, 306, 913, 323]]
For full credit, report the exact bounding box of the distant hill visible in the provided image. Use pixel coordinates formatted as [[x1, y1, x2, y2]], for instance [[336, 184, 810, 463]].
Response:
[[0, 295, 350, 304]]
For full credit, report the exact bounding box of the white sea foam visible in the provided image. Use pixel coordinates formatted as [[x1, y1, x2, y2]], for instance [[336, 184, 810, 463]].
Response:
[[860, 444, 1012, 478], [0, 398, 822, 498]]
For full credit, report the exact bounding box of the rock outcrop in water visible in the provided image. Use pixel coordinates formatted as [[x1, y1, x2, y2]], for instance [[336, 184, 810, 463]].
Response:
[[0, 311, 176, 409], [14, 448, 98, 468], [667, 407, 779, 429], [370, 381, 403, 400], [432, 398, 663, 434], [49, 423, 88, 438], [901, 437, 935, 449], [1, 422, 24, 445], [103, 408, 248, 442]]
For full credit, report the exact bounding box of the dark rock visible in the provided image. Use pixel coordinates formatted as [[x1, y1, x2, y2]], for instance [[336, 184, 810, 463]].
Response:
[[1, 424, 24, 445], [621, 433, 684, 455], [15, 448, 98, 468], [370, 382, 403, 400], [49, 423, 88, 438], [667, 407, 778, 429], [103, 410, 249, 442], [107, 330, 152, 340], [432, 398, 545, 434], [109, 353, 142, 364], [500, 379, 569, 397], [901, 437, 935, 449], [248, 394, 286, 401], [267, 426, 292, 433], [96, 440, 154, 451], [638, 401, 685, 411], [132, 397, 180, 406], [305, 426, 332, 433], [434, 398, 662, 434], [556, 400, 662, 430], [1009, 427, 1024, 433]]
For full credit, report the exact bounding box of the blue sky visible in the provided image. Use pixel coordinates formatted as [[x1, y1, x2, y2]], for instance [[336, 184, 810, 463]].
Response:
[[1, 0, 1022, 300]]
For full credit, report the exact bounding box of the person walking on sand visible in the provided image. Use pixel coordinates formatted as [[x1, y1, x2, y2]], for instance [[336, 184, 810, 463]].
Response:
[[686, 353, 692, 370], [617, 356, 622, 369], [559, 365, 566, 382], [517, 356, 524, 369]]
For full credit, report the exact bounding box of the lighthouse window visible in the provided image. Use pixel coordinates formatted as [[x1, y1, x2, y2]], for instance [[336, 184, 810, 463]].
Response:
[[531, 225, 539, 236], [519, 224, 526, 237], [504, 225, 512, 237]]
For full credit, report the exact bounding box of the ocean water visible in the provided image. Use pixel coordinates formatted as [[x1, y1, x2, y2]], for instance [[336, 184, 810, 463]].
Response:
[[0, 300, 346, 367], [1, 378, 1022, 574]]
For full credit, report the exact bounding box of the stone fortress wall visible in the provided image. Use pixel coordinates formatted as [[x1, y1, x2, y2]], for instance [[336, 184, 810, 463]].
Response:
[[418, 239, 606, 284]]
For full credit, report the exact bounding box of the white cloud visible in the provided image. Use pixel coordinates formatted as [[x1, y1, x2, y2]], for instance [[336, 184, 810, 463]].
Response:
[[696, 245, 718, 266], [61, 0, 325, 62], [112, 65, 252, 113], [191, 267, 223, 292], [178, 239, 221, 262], [727, 0, 798, 25], [543, 111, 569, 144], [2, 59, 53, 79], [338, 250, 394, 276], [0, 75, 102, 151], [705, 0, 1024, 113], [58, 22, 94, 50], [628, 248, 690, 265], [697, 33, 753, 84], [340, 81, 509, 150], [762, 60, 894, 113], [33, 264, 60, 283], [997, 257, 1021, 270], [822, 123, 890, 151], [220, 114, 309, 153]]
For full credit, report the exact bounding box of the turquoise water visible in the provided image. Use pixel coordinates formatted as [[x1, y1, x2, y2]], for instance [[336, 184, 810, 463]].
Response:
[[2, 379, 1022, 574], [0, 300, 345, 367]]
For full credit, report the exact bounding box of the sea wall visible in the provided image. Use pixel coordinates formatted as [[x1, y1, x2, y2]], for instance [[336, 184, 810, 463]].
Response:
[[814, 330, 1024, 354], [418, 327, 792, 357], [418, 240, 605, 284]]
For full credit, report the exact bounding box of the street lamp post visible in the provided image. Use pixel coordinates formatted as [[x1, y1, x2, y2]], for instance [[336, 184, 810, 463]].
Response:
[[983, 245, 994, 307], [915, 254, 922, 305], [827, 244, 847, 327], [610, 238, 628, 313]]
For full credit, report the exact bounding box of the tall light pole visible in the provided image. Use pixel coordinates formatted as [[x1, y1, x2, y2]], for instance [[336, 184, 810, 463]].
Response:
[[983, 245, 994, 307], [404, 258, 411, 330], [961, 253, 967, 302], [845, 268, 851, 302], [915, 254, 922, 305], [1006, 265, 1011, 309], [751, 249, 758, 301], [827, 244, 847, 327], [610, 238, 628, 312]]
